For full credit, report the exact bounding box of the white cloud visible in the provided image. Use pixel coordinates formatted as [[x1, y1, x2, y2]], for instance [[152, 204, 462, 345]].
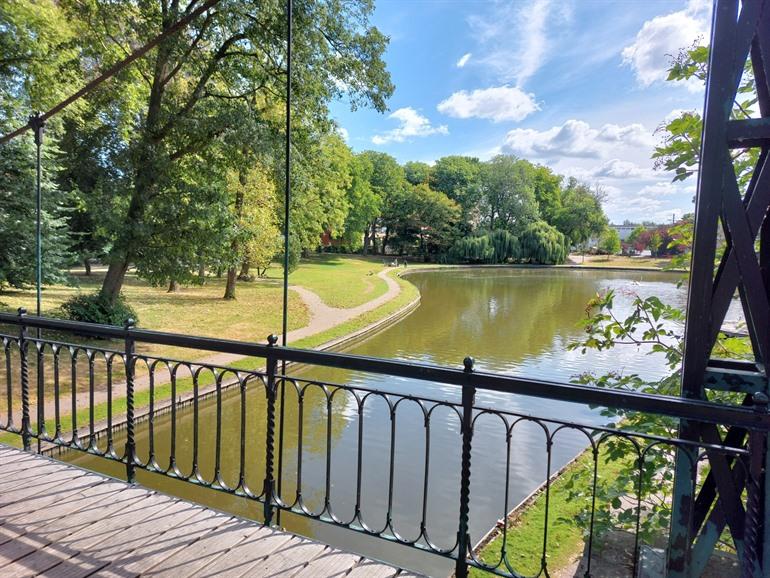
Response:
[[638, 182, 678, 197], [502, 119, 653, 159], [593, 159, 646, 179], [336, 126, 349, 142], [437, 86, 539, 123], [622, 0, 710, 89], [371, 107, 448, 145], [456, 53, 472, 68], [467, 0, 563, 86]]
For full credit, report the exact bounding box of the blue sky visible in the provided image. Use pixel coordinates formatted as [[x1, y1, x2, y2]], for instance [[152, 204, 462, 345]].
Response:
[[330, 0, 712, 224]]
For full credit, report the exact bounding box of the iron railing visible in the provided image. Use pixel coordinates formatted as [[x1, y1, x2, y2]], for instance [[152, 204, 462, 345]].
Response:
[[0, 309, 768, 577]]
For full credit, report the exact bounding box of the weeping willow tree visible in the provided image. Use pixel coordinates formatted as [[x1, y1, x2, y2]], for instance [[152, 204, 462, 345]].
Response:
[[488, 229, 520, 263], [451, 235, 494, 263], [450, 229, 520, 264], [519, 220, 567, 265]]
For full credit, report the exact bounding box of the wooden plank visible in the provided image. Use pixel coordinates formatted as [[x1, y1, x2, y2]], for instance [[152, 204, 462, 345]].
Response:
[[0, 444, 409, 578], [0, 490, 161, 578], [139, 518, 263, 578], [347, 559, 401, 578], [292, 546, 363, 577], [37, 499, 204, 578], [0, 468, 94, 509], [189, 526, 296, 578], [243, 536, 328, 577], [94, 508, 227, 577]]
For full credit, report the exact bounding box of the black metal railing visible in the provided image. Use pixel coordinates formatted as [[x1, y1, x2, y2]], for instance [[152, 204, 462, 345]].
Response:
[[0, 309, 768, 577]]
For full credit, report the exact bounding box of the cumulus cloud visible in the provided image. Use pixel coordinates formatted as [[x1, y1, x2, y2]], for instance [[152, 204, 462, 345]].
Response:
[[593, 159, 646, 179], [501, 120, 653, 159], [622, 0, 710, 89], [371, 107, 448, 145], [336, 126, 349, 142], [437, 86, 539, 123], [456, 53, 472, 68]]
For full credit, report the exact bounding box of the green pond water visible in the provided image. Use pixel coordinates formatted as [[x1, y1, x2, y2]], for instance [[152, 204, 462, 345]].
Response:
[[66, 268, 689, 576]]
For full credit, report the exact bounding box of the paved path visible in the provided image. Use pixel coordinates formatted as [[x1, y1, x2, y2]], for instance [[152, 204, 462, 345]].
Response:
[[30, 268, 404, 423], [0, 443, 420, 578]]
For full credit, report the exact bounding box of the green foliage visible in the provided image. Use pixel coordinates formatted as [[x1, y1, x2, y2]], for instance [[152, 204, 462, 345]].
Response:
[[451, 235, 494, 264], [430, 156, 482, 226], [519, 221, 568, 264], [488, 229, 520, 263], [598, 228, 621, 256], [61, 291, 138, 326], [561, 41, 759, 544], [479, 155, 540, 233], [404, 161, 431, 185], [0, 137, 72, 290], [553, 178, 607, 248]]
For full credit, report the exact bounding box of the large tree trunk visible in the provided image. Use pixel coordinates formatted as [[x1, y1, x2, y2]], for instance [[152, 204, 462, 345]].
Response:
[[198, 261, 206, 283], [238, 260, 251, 280], [167, 279, 180, 292], [83, 258, 92, 276], [223, 166, 247, 299], [363, 226, 371, 255], [382, 227, 390, 255], [224, 267, 237, 300], [101, 260, 130, 301], [99, 23, 171, 303]]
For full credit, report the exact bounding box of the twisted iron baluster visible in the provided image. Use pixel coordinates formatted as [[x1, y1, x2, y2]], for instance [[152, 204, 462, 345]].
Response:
[[456, 356, 475, 578], [18, 309, 31, 451], [124, 319, 136, 483], [263, 334, 278, 525]]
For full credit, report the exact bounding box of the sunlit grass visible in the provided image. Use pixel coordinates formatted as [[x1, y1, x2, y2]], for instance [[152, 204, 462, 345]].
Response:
[[271, 253, 389, 309]]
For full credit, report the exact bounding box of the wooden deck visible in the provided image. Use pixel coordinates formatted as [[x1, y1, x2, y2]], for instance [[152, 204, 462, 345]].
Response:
[[0, 444, 420, 577]]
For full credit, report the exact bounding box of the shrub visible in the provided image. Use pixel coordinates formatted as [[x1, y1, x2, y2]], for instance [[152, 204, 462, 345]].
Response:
[[61, 292, 138, 326]]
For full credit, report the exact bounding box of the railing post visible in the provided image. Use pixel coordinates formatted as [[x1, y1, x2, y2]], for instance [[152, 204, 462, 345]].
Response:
[[18, 308, 31, 452], [263, 334, 279, 526], [456, 356, 475, 578], [124, 318, 136, 483], [744, 392, 768, 578]]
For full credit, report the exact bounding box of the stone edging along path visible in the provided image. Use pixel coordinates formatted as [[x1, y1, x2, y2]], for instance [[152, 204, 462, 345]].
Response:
[[34, 267, 421, 424]]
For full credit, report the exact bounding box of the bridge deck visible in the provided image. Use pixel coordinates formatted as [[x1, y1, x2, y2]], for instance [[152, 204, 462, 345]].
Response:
[[0, 444, 417, 578]]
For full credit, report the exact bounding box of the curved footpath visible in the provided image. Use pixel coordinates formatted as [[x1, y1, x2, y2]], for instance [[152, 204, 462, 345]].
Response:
[[35, 267, 415, 419]]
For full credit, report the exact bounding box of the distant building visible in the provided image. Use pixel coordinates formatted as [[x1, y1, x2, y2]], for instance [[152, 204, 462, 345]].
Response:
[[611, 223, 638, 241]]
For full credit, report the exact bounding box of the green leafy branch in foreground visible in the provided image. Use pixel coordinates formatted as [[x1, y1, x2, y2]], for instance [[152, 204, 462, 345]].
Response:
[[566, 289, 750, 544]]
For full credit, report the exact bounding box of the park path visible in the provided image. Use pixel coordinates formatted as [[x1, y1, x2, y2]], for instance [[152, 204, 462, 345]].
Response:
[[33, 268, 403, 420]]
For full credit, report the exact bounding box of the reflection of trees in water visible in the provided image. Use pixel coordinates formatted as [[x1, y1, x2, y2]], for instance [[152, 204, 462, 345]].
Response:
[[375, 271, 599, 365], [70, 376, 356, 527]]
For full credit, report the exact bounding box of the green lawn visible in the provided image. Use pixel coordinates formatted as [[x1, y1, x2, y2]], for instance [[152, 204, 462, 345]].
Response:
[[472, 448, 627, 577], [273, 253, 389, 309], [569, 254, 676, 269]]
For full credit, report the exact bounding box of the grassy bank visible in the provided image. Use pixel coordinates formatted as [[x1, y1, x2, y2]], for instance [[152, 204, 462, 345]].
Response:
[[472, 448, 626, 577], [569, 254, 675, 269]]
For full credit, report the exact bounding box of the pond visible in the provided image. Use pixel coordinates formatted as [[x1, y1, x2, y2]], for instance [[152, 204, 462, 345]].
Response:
[[66, 268, 689, 576]]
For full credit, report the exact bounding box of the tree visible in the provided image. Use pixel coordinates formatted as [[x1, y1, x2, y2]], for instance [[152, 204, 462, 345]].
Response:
[[404, 161, 431, 186], [0, 138, 72, 290], [360, 151, 407, 254], [519, 221, 567, 265], [479, 155, 540, 233], [598, 228, 621, 259], [430, 156, 482, 229], [531, 164, 563, 224], [50, 0, 394, 303], [223, 164, 280, 299], [553, 178, 608, 249], [341, 153, 380, 251]]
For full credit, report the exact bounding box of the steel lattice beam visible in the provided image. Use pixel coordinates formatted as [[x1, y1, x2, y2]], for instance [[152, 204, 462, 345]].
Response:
[[669, 0, 770, 575]]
